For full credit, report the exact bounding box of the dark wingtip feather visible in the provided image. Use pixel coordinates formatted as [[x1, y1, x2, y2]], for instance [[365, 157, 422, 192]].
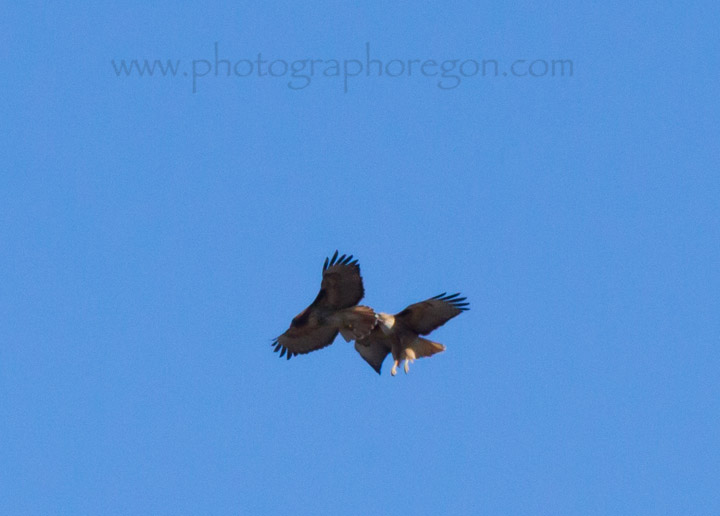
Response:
[[279, 347, 287, 358], [324, 250, 360, 269], [432, 292, 471, 310], [449, 293, 470, 311]]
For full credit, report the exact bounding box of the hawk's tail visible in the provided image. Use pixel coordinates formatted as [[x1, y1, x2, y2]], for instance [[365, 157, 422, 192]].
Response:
[[337, 305, 378, 342], [407, 337, 446, 359]]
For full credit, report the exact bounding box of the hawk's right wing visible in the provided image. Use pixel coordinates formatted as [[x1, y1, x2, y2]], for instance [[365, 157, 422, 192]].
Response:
[[395, 292, 469, 335], [314, 251, 365, 310]]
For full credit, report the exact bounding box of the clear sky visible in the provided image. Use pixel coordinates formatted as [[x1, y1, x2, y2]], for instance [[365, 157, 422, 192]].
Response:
[[2, 2, 719, 515]]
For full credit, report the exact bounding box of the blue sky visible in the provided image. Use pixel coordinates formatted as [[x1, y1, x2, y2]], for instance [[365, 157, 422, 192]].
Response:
[[2, 2, 719, 515]]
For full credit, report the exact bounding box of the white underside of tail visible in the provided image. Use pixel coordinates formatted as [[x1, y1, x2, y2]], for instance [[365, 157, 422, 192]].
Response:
[[407, 337, 446, 358]]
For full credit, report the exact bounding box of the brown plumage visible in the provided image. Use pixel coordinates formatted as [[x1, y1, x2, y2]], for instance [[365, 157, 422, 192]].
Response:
[[272, 251, 377, 360], [354, 293, 469, 375]]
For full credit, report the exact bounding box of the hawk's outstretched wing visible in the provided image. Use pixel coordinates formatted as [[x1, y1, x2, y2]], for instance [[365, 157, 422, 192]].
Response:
[[314, 251, 365, 310], [272, 320, 339, 360], [354, 328, 391, 374], [395, 293, 469, 335], [271, 251, 366, 360]]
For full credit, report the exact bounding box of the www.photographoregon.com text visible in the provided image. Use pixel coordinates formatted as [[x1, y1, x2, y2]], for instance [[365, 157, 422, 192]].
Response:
[[111, 43, 574, 93]]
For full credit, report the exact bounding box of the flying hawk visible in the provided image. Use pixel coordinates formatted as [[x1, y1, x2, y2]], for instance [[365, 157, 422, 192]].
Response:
[[354, 293, 469, 375], [272, 251, 377, 360]]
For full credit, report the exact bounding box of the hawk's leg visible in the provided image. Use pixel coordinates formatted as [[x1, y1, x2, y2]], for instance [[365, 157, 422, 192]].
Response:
[[391, 360, 399, 376]]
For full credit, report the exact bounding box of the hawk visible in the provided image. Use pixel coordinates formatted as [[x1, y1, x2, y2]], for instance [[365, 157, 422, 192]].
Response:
[[354, 293, 469, 375], [272, 251, 377, 360]]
